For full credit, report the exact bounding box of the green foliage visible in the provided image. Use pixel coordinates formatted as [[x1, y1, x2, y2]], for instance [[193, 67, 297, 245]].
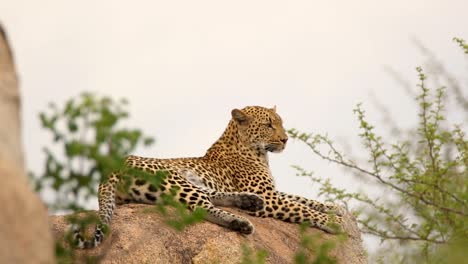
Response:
[[239, 223, 344, 264], [453, 37, 468, 54], [240, 244, 268, 264], [154, 195, 207, 231], [293, 223, 343, 264], [289, 39, 468, 263], [32, 92, 154, 211], [142, 171, 207, 231]]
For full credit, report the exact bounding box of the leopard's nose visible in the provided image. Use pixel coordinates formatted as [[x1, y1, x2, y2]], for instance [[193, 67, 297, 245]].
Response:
[[281, 137, 288, 144]]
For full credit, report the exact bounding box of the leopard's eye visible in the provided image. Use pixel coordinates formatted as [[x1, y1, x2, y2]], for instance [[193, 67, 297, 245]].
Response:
[[266, 118, 274, 129]]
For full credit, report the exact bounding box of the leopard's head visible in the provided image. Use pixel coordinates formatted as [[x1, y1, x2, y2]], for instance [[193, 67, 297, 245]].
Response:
[[231, 106, 288, 153]]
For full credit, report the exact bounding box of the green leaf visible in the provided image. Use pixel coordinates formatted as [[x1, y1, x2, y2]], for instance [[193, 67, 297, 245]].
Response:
[[67, 121, 78, 132]]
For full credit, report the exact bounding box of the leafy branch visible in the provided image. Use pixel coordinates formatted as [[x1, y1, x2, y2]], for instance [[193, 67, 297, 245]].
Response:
[[289, 46, 468, 262], [32, 92, 154, 212]]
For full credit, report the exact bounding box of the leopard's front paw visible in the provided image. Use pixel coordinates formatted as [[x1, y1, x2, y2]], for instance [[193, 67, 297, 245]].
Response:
[[230, 219, 255, 234], [237, 193, 264, 212]]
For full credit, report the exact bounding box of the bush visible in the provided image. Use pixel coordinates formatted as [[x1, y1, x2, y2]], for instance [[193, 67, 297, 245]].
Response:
[[289, 39, 468, 263], [31, 92, 154, 212]]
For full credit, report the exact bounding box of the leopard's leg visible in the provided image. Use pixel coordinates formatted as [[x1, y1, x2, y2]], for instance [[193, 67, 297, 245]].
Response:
[[72, 172, 119, 249], [194, 203, 256, 234], [278, 191, 345, 216], [169, 178, 257, 234], [249, 191, 343, 234], [129, 173, 257, 234], [206, 190, 264, 212], [184, 169, 264, 213]]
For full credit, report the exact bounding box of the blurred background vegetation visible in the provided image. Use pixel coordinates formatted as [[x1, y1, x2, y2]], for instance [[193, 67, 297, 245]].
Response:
[[30, 93, 154, 212]]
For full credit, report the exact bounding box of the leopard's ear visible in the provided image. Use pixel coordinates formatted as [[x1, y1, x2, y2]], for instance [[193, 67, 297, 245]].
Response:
[[231, 109, 250, 125], [271, 105, 277, 112]]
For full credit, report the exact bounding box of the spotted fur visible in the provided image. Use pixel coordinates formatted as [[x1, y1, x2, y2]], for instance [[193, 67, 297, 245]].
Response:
[[73, 106, 344, 248]]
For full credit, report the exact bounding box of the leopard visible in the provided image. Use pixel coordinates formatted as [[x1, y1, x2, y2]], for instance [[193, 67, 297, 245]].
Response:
[[73, 106, 344, 249]]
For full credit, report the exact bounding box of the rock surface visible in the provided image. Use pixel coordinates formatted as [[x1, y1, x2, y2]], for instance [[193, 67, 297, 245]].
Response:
[[0, 24, 55, 264], [0, 24, 23, 169], [51, 204, 367, 263]]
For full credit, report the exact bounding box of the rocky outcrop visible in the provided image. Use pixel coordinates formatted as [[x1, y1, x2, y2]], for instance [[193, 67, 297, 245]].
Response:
[[0, 24, 23, 169], [51, 204, 366, 263], [0, 24, 55, 263]]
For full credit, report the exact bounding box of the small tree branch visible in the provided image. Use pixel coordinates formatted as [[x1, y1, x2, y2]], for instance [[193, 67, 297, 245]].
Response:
[[362, 229, 446, 244], [295, 134, 467, 217]]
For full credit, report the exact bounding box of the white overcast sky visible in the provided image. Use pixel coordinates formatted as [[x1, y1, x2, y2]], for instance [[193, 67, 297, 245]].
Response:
[[1, 0, 467, 253]]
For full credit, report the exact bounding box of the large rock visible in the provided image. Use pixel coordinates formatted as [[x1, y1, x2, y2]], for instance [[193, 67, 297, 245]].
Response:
[[0, 24, 55, 263], [51, 204, 366, 263], [0, 24, 23, 169]]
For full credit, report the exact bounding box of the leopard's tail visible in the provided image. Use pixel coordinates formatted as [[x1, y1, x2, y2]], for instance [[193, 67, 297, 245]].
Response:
[[71, 224, 106, 249], [71, 172, 119, 249]]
